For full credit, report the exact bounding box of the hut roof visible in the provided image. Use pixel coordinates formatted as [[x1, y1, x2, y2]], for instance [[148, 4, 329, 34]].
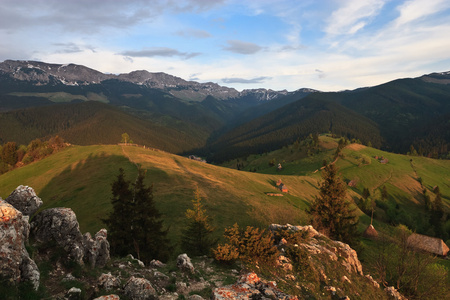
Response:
[[363, 224, 378, 238], [407, 233, 450, 256]]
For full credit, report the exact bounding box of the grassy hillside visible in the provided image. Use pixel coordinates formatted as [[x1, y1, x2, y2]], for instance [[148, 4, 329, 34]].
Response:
[[222, 134, 450, 237], [1, 136, 449, 245], [0, 144, 316, 244]]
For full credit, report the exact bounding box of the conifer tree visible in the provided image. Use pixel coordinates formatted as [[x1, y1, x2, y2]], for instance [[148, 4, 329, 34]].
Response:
[[103, 168, 133, 256], [181, 188, 216, 256], [132, 169, 171, 262], [309, 163, 359, 245], [103, 168, 171, 262]]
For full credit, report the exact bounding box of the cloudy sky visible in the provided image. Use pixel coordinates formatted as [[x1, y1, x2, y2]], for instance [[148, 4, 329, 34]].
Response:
[[1, 0, 449, 92]]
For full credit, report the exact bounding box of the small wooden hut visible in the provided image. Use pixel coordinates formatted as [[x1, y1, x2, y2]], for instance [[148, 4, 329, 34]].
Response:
[[407, 233, 450, 256]]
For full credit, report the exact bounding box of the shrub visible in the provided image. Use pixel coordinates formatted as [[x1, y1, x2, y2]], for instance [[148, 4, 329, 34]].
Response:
[[213, 224, 278, 264]]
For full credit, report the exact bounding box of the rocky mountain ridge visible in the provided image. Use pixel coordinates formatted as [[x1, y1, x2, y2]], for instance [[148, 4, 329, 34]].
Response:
[[0, 60, 312, 102]]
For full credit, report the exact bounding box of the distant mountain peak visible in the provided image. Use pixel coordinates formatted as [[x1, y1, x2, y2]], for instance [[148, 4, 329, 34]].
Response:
[[0, 59, 314, 102]]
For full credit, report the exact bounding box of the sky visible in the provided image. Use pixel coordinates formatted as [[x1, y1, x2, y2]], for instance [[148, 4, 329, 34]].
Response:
[[1, 0, 450, 92]]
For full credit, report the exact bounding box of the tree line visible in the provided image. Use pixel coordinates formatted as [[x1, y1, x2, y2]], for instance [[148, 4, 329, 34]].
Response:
[[0, 135, 66, 174]]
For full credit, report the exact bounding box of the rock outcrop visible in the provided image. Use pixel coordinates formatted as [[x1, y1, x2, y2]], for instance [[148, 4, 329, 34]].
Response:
[[31, 207, 85, 263], [5, 185, 43, 216], [124, 276, 157, 300], [83, 229, 110, 268], [0, 198, 40, 289], [212, 272, 297, 300], [98, 272, 121, 291], [177, 253, 194, 273]]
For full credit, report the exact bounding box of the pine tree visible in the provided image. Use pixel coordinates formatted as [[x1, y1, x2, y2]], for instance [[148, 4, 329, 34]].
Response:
[[132, 169, 171, 262], [309, 163, 359, 245], [103, 168, 134, 257], [181, 188, 216, 256], [103, 168, 171, 262]]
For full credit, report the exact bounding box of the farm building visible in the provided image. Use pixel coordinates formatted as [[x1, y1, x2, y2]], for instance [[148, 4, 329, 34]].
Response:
[[407, 233, 449, 256], [279, 183, 289, 193]]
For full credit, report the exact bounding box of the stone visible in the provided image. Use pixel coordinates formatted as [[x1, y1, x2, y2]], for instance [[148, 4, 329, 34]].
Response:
[[83, 229, 110, 267], [5, 185, 43, 216], [98, 272, 121, 291], [0, 199, 39, 290], [177, 253, 194, 273], [93, 295, 120, 300], [385, 286, 408, 300], [324, 286, 337, 295], [31, 207, 84, 264], [63, 273, 77, 282], [127, 253, 145, 267], [188, 295, 204, 300], [334, 241, 363, 275], [212, 272, 297, 300], [66, 287, 82, 300], [176, 282, 188, 294], [365, 274, 380, 289], [20, 254, 40, 290], [150, 259, 166, 268], [269, 223, 321, 239], [124, 276, 157, 300]]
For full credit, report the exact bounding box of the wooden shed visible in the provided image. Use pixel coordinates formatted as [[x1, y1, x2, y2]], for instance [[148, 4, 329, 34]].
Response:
[[407, 233, 449, 256]]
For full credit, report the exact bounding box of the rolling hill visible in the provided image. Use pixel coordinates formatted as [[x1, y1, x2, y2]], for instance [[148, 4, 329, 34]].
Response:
[[0, 136, 448, 244], [0, 101, 207, 153], [205, 97, 383, 162]]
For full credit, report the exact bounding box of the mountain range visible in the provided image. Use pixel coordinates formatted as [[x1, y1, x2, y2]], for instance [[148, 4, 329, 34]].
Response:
[[1, 59, 449, 162]]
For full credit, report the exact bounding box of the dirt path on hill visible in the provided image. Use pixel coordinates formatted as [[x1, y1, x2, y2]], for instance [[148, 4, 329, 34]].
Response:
[[373, 168, 393, 190], [120, 145, 140, 171]]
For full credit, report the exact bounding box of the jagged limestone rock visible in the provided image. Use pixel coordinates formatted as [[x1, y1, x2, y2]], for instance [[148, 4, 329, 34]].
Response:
[[31, 207, 85, 264], [212, 272, 297, 300], [83, 229, 110, 268], [20, 254, 40, 290], [150, 259, 166, 268], [124, 276, 157, 300], [385, 286, 408, 300], [98, 272, 121, 291], [0, 198, 40, 290], [5, 185, 43, 216], [176, 253, 194, 273], [66, 287, 82, 300]]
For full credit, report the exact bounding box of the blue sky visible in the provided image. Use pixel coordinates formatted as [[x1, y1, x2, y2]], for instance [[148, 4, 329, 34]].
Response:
[[1, 0, 450, 92]]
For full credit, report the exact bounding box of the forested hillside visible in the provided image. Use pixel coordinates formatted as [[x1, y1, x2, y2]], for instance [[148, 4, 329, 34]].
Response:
[[0, 101, 205, 153], [205, 98, 383, 162]]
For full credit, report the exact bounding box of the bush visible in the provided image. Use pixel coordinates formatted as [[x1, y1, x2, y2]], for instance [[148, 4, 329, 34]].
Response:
[[213, 224, 278, 264]]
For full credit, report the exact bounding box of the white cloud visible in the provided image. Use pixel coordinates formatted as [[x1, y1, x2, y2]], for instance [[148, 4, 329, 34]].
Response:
[[393, 0, 450, 27], [324, 0, 385, 35]]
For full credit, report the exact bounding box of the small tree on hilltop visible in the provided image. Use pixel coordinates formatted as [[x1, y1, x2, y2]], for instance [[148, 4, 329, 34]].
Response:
[[181, 187, 216, 256], [309, 162, 359, 246], [121, 133, 133, 144]]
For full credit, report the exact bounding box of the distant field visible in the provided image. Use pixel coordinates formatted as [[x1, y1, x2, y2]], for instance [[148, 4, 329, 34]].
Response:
[[9, 92, 109, 103]]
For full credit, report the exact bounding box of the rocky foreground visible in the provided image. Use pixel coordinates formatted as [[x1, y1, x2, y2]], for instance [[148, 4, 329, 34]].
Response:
[[1, 185, 406, 299]]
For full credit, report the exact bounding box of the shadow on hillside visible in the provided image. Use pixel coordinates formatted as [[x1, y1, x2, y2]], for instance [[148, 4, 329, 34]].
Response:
[[37, 152, 137, 233]]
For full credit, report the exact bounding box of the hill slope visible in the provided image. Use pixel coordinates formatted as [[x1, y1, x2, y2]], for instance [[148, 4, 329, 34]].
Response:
[[0, 101, 206, 153], [0, 138, 449, 242], [206, 98, 383, 162]]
